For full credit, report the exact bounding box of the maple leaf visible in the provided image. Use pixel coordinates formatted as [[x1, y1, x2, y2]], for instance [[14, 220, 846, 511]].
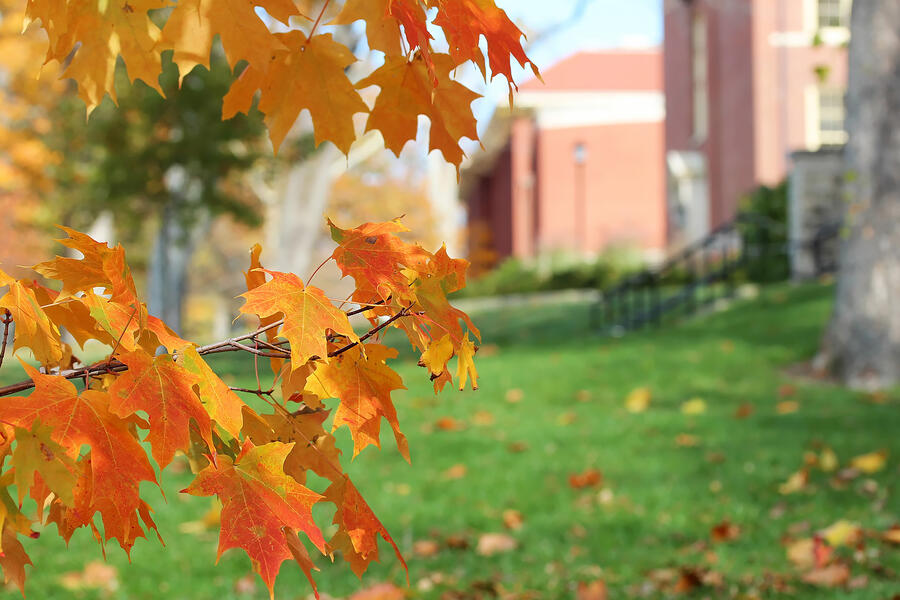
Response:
[[53, 0, 167, 113], [305, 344, 409, 461], [183, 441, 325, 598], [0, 270, 63, 366], [180, 346, 244, 439], [329, 218, 430, 303], [32, 227, 137, 304], [356, 53, 480, 168], [331, 0, 403, 56], [455, 333, 478, 390], [284, 526, 320, 600], [12, 422, 78, 506], [0, 525, 32, 595], [241, 407, 342, 484], [223, 31, 368, 154], [325, 477, 406, 578], [159, 0, 298, 82], [0, 363, 157, 547], [429, 0, 539, 88], [239, 269, 359, 370], [419, 334, 453, 377], [108, 349, 213, 469]]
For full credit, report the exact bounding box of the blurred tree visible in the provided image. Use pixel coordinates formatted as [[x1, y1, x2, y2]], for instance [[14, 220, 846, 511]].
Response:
[[818, 0, 900, 389]]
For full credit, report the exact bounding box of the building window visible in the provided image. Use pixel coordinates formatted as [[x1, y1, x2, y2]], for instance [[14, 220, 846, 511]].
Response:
[[818, 88, 847, 145], [691, 12, 708, 142], [817, 0, 850, 29]]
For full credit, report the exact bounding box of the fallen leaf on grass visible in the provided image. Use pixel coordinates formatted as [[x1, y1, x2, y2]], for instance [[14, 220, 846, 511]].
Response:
[[820, 447, 839, 472], [576, 580, 608, 600], [778, 469, 808, 494], [625, 387, 651, 413], [786, 537, 832, 569], [59, 561, 119, 592], [675, 433, 700, 447], [502, 509, 524, 531], [349, 582, 406, 600], [471, 410, 495, 426], [711, 520, 741, 543], [776, 401, 800, 415], [434, 416, 465, 431], [882, 525, 900, 545], [734, 403, 754, 419], [507, 441, 529, 453], [445, 534, 470, 550], [476, 533, 517, 556], [575, 390, 592, 402], [557, 411, 577, 426], [778, 383, 796, 397], [505, 388, 524, 403], [413, 540, 440, 558], [820, 520, 862, 547], [233, 573, 257, 595], [443, 464, 467, 479], [850, 450, 887, 474], [801, 563, 850, 587], [569, 468, 603, 489], [681, 398, 707, 415]]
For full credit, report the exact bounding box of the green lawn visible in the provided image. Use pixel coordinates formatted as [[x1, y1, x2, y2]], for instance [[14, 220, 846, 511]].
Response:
[[2, 283, 899, 599]]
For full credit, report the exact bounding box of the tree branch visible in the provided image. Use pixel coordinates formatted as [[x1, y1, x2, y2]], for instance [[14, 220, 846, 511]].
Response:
[[0, 310, 12, 370], [0, 306, 414, 397]]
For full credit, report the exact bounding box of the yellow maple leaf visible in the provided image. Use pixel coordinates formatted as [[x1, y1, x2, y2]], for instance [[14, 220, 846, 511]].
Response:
[[850, 450, 887, 474], [625, 387, 651, 413], [681, 398, 707, 415]]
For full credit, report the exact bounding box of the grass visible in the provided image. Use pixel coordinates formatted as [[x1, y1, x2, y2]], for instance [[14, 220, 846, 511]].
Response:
[[2, 282, 900, 599]]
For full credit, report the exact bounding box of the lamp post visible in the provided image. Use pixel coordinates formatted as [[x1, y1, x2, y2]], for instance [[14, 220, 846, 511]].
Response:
[[574, 142, 588, 255]]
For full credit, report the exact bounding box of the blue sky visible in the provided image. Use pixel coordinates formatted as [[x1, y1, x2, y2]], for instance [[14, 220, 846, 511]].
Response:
[[465, 0, 663, 135]]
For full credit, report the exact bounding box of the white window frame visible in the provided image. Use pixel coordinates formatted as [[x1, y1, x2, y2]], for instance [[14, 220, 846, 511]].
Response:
[[805, 85, 848, 150], [804, 0, 852, 46]]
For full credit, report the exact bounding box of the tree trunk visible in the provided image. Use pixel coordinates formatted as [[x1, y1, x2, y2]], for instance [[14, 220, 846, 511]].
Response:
[[148, 168, 210, 335], [817, 0, 900, 390]]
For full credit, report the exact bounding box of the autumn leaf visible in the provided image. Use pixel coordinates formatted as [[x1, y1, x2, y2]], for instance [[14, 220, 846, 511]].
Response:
[[108, 349, 213, 469], [419, 334, 453, 377], [0, 270, 62, 366], [0, 525, 32, 595], [681, 398, 707, 415], [325, 477, 406, 578], [224, 32, 367, 154], [850, 450, 887, 473], [779, 469, 809, 494], [0, 364, 157, 549], [183, 441, 325, 598], [475, 532, 517, 556], [179, 346, 244, 439], [625, 387, 651, 413], [356, 53, 480, 168], [568, 468, 603, 489], [820, 520, 862, 547], [239, 269, 359, 370], [306, 344, 409, 461], [801, 563, 850, 587], [429, 0, 539, 88], [331, 0, 403, 56], [456, 333, 478, 391], [160, 0, 298, 82], [12, 422, 78, 506], [329, 218, 429, 303]]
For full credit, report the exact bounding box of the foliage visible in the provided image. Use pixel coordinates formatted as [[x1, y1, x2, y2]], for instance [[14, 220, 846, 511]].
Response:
[[19, 0, 539, 170], [457, 249, 643, 298], [0, 221, 480, 597], [737, 181, 790, 283]]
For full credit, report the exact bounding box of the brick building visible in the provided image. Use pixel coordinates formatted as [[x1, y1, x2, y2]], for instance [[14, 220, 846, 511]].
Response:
[[665, 0, 849, 245], [460, 50, 667, 266]]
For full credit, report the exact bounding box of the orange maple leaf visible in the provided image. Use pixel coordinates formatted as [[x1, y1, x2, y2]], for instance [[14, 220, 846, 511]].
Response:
[[108, 349, 213, 469], [159, 0, 297, 83], [180, 346, 244, 439], [329, 218, 430, 303], [239, 269, 359, 370], [331, 0, 403, 56], [306, 344, 409, 461], [356, 53, 480, 167], [183, 441, 325, 599], [0, 364, 157, 546], [223, 32, 368, 154], [326, 477, 406, 578], [0, 269, 62, 366]]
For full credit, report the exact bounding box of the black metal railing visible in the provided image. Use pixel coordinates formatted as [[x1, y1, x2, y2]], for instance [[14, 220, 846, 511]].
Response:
[[590, 214, 839, 334]]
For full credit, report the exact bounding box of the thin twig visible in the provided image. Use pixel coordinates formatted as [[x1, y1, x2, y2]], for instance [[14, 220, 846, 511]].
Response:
[[329, 306, 412, 358], [229, 386, 274, 396], [0, 310, 11, 370]]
